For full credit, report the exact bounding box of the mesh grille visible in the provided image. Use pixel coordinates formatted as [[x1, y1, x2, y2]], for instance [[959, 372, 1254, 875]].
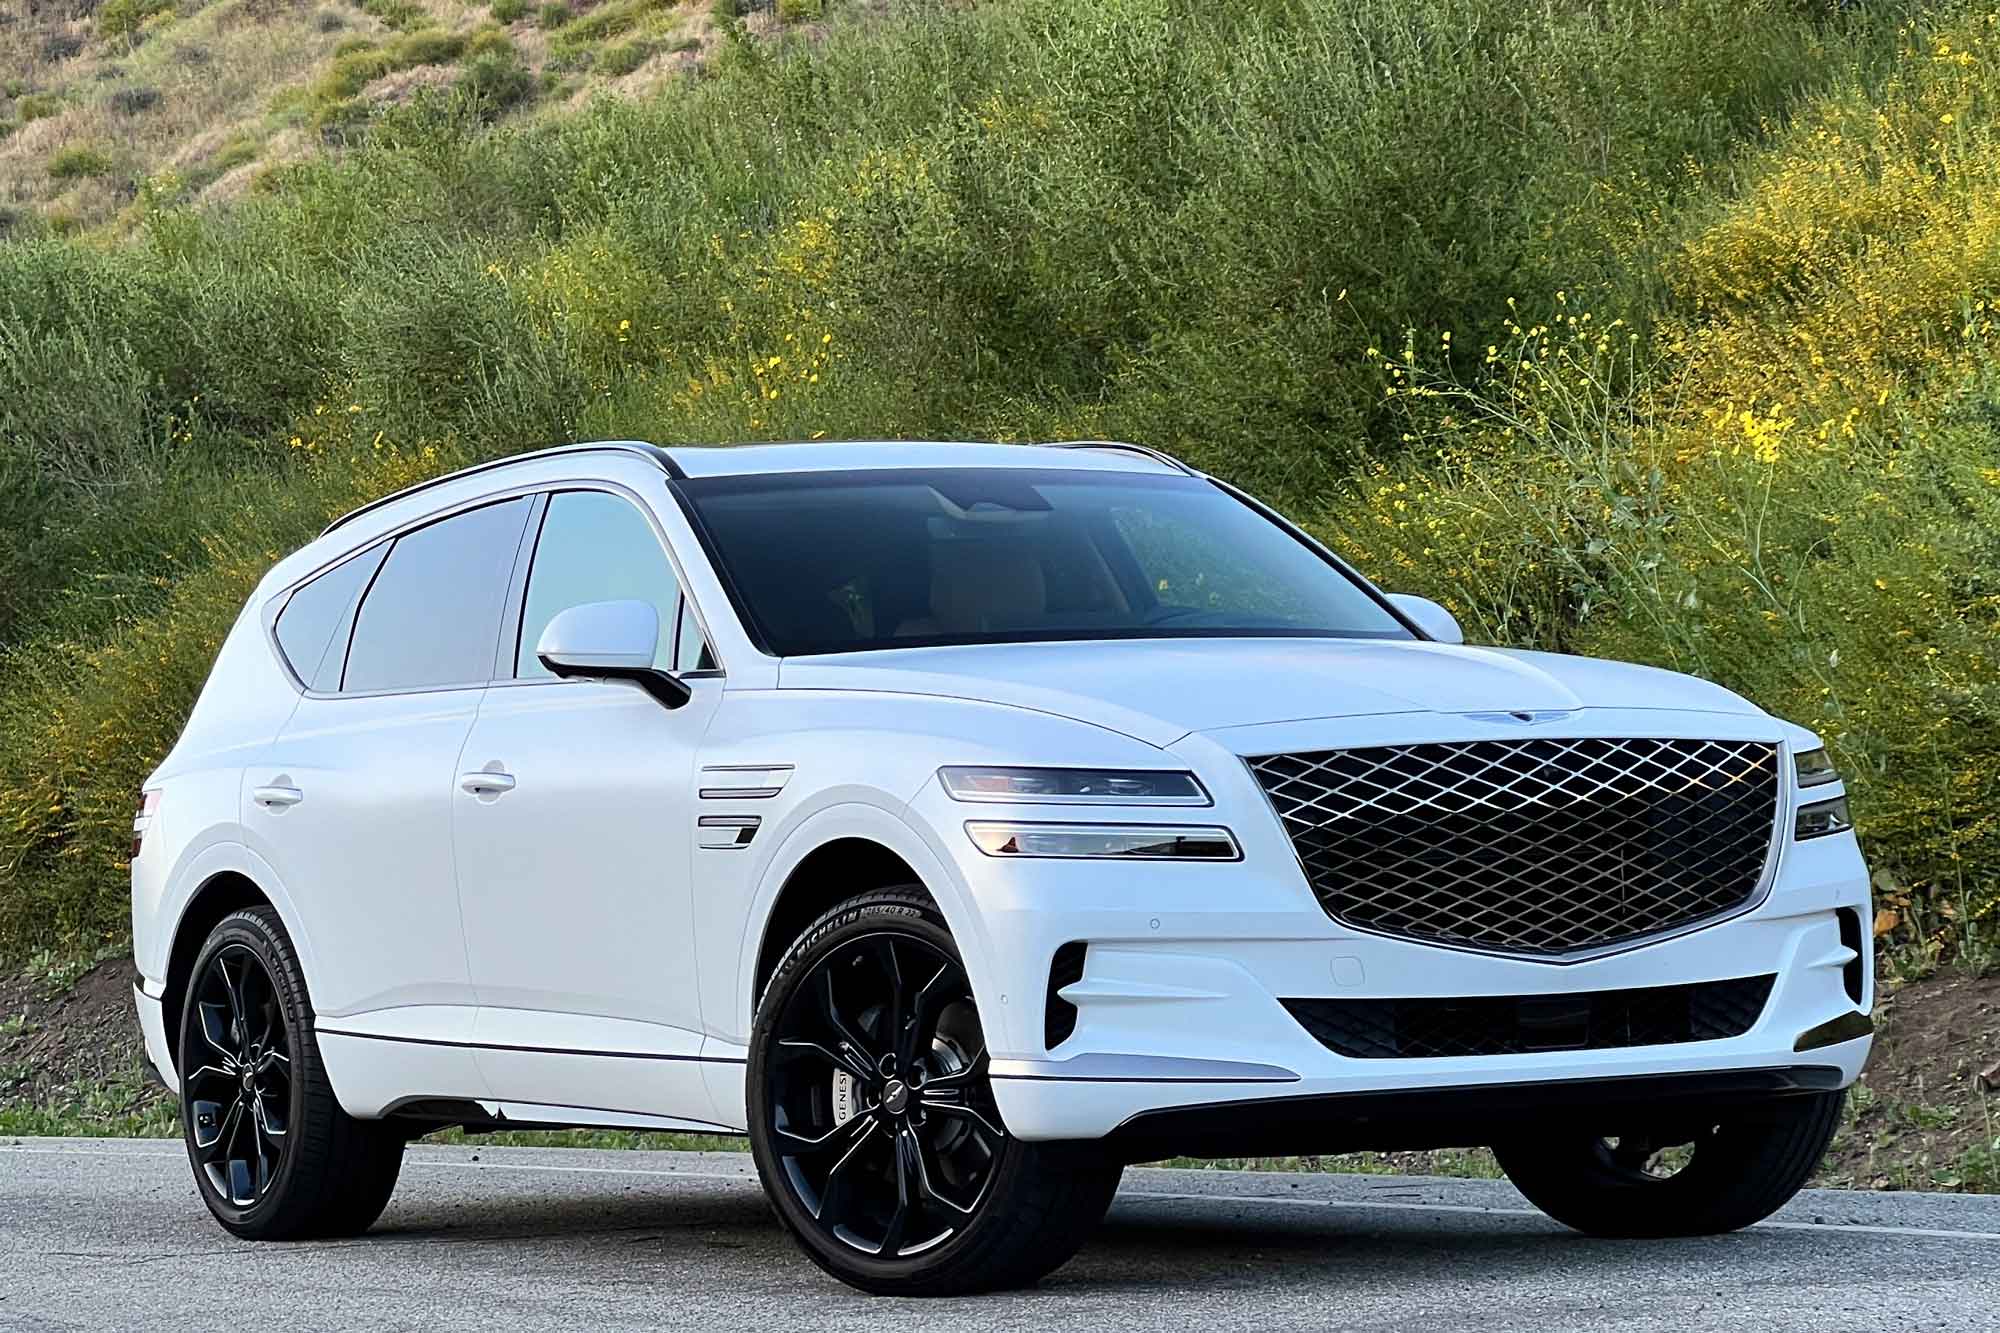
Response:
[[1284, 975, 1776, 1059], [1249, 737, 1780, 956]]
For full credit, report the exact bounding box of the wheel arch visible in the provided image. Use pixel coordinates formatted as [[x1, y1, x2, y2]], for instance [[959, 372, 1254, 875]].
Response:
[[162, 872, 270, 1068], [741, 804, 996, 1041]]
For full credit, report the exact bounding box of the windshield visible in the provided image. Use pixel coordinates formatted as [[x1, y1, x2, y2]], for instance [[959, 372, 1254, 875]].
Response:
[[679, 468, 1412, 656]]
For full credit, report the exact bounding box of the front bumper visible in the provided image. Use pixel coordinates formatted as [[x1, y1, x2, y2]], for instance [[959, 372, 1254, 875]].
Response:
[[908, 707, 1875, 1152], [948, 812, 1873, 1148]]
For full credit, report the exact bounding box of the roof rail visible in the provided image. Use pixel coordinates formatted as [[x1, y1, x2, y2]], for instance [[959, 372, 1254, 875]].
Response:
[[319, 442, 682, 538], [1041, 439, 1198, 476]]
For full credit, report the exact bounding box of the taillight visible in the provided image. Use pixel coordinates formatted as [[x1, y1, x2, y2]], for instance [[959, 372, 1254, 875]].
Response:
[[132, 789, 161, 860]]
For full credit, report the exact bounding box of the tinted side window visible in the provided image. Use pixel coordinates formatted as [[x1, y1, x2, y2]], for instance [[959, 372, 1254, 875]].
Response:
[[274, 544, 388, 691], [517, 491, 685, 678], [344, 498, 531, 693]]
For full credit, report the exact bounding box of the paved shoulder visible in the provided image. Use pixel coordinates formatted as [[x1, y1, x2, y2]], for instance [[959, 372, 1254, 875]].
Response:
[[2, 1139, 1996, 1332]]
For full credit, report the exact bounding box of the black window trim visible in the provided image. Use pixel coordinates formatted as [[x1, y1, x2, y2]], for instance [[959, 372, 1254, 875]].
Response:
[[666, 465, 1426, 659], [266, 538, 390, 692]]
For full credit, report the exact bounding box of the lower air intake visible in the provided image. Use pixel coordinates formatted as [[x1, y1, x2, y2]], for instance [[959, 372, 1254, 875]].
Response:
[[1284, 974, 1777, 1059]]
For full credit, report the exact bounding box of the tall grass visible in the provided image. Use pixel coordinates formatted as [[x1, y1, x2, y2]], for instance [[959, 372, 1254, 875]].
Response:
[[5, 0, 1984, 960]]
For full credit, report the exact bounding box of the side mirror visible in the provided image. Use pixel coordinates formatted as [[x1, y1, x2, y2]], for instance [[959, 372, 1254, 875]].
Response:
[[535, 600, 692, 710], [1387, 593, 1464, 646]]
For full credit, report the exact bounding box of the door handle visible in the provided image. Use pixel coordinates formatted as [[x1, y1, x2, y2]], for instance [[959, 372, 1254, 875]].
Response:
[[251, 785, 304, 809], [460, 771, 517, 796]]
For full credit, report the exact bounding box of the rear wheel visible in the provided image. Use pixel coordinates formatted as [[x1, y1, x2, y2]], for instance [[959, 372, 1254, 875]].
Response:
[[747, 889, 1121, 1295], [177, 906, 405, 1239], [1493, 1090, 1845, 1237]]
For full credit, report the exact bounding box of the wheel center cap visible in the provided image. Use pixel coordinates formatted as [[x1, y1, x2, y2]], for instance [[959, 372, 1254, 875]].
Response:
[[882, 1079, 909, 1115]]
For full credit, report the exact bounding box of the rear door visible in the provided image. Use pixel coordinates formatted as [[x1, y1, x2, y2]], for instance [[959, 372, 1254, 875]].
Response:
[[453, 486, 725, 1125], [245, 497, 534, 1082]]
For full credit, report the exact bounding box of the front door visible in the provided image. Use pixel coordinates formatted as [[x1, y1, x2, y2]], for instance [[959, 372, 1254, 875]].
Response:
[[452, 487, 725, 1126]]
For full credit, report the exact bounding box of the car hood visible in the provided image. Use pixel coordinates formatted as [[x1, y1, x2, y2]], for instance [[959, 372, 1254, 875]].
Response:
[[776, 638, 1766, 748]]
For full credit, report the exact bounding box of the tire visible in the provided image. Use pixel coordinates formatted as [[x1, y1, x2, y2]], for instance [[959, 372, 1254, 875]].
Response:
[[747, 888, 1122, 1296], [176, 905, 405, 1240], [1493, 1089, 1845, 1238]]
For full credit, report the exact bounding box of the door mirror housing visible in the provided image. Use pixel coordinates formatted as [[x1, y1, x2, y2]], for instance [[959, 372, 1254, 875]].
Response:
[[1387, 593, 1465, 645], [534, 600, 692, 709]]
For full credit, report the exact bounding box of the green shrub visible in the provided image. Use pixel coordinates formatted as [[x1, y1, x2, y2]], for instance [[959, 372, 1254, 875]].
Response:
[[393, 29, 468, 66], [97, 0, 174, 39], [315, 46, 394, 101], [776, 0, 821, 21], [537, 1, 569, 26], [47, 147, 114, 181], [597, 40, 649, 76], [108, 86, 162, 116], [467, 27, 517, 58], [210, 134, 261, 174], [358, 0, 426, 31], [17, 93, 61, 123], [457, 50, 535, 116], [490, 0, 530, 19]]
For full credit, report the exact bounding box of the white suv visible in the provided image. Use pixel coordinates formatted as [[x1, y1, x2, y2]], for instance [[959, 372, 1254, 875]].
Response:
[[131, 440, 1873, 1295]]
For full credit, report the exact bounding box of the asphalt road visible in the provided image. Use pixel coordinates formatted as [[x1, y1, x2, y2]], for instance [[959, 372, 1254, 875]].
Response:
[[3, 1138, 1997, 1331]]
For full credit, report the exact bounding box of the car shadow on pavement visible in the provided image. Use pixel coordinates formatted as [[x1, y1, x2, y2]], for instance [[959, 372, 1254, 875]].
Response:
[[351, 1176, 1829, 1300]]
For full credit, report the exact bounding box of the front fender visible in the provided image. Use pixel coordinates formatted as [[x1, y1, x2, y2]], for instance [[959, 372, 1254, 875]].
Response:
[[729, 799, 1012, 1051]]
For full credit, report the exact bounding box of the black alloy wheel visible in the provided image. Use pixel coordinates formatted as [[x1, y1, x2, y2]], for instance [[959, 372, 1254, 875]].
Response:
[[184, 943, 293, 1207], [178, 906, 406, 1240], [767, 927, 1005, 1258], [749, 890, 1122, 1295]]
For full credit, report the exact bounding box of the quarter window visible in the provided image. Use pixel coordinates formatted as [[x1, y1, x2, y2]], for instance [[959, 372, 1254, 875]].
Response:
[[343, 498, 532, 693], [516, 490, 707, 678], [274, 543, 388, 691], [674, 594, 716, 673]]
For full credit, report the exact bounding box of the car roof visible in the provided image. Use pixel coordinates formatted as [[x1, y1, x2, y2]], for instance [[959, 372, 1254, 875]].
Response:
[[320, 439, 1192, 537]]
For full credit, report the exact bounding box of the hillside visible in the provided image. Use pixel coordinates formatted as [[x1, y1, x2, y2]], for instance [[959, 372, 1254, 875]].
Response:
[[0, 0, 791, 234], [0, 0, 1996, 1163]]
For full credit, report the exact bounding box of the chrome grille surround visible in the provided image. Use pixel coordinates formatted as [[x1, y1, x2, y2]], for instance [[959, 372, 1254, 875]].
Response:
[[1248, 737, 1782, 958]]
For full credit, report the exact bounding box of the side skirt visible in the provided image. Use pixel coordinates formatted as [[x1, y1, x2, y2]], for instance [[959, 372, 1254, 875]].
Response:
[[383, 1096, 745, 1138]]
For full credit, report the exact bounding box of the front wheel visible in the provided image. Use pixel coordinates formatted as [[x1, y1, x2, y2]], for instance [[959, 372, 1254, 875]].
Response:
[[1493, 1089, 1845, 1238], [747, 889, 1122, 1296]]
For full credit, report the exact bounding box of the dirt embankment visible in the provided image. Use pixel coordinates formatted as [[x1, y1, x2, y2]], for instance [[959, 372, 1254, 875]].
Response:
[[0, 957, 157, 1108]]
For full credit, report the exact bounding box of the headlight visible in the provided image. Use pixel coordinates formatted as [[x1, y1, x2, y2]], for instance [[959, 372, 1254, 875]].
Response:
[[939, 766, 1211, 806], [1793, 746, 1839, 788], [964, 822, 1241, 860], [1795, 795, 1853, 840]]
